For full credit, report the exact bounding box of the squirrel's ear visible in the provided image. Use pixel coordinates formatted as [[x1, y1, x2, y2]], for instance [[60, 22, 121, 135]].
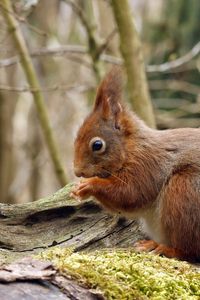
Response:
[[93, 67, 123, 128]]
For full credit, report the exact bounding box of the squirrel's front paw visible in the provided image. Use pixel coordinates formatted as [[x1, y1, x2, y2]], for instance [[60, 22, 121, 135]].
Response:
[[71, 178, 96, 200]]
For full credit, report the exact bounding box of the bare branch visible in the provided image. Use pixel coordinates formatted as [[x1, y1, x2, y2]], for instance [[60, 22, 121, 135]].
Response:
[[1, 80, 199, 96], [63, 54, 92, 68], [63, 0, 102, 80], [0, 45, 88, 68], [34, 45, 87, 56], [63, 0, 92, 39], [18, 17, 48, 37], [147, 41, 200, 73], [101, 53, 122, 65], [95, 28, 117, 58], [0, 2, 47, 37], [0, 41, 199, 73], [149, 80, 200, 95], [0, 84, 94, 93]]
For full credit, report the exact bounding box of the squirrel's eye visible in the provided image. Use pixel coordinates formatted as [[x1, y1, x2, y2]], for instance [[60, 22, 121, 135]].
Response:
[[89, 137, 106, 153]]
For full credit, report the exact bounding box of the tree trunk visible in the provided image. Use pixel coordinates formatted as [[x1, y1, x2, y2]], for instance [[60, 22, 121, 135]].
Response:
[[111, 0, 156, 128], [0, 7, 18, 204], [0, 94, 16, 203]]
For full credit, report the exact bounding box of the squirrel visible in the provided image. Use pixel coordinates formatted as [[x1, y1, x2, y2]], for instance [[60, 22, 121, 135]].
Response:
[[72, 68, 200, 262]]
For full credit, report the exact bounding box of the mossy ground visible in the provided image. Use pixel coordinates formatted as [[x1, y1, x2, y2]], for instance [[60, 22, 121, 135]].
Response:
[[39, 247, 200, 300]]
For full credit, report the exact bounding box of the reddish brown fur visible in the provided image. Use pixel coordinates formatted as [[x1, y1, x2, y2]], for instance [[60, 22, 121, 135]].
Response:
[[73, 68, 200, 262]]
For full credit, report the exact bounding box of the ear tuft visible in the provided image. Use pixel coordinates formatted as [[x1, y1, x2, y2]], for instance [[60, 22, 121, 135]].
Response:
[[94, 66, 123, 112]]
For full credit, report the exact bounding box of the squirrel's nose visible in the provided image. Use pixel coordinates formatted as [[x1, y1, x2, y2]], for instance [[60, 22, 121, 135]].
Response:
[[74, 167, 85, 177]]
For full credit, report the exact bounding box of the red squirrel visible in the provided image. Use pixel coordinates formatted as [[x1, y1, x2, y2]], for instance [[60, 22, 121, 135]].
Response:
[[72, 68, 200, 261]]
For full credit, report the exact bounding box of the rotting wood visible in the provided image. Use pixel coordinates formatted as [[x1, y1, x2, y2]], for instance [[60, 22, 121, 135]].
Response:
[[0, 183, 144, 264], [0, 257, 105, 300], [0, 179, 144, 299]]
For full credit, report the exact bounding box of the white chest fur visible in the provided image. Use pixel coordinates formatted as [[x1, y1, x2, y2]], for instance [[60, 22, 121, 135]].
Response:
[[140, 206, 168, 244], [124, 205, 168, 245]]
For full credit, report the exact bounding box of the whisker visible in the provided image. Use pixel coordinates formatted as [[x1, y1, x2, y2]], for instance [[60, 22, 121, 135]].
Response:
[[102, 167, 128, 185]]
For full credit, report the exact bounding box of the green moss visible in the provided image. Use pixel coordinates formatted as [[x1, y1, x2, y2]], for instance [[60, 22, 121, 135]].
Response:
[[38, 247, 200, 300]]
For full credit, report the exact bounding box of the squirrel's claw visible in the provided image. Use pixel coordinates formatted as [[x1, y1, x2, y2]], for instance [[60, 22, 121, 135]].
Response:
[[134, 239, 183, 259], [71, 179, 95, 200], [134, 239, 158, 252]]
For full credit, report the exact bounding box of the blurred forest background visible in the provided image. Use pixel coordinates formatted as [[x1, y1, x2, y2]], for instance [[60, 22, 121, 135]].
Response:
[[0, 0, 199, 204]]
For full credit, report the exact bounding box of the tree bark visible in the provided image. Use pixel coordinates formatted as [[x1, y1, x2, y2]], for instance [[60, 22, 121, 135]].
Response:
[[0, 184, 198, 299], [0, 183, 143, 299], [0, 11, 18, 203], [0, 92, 16, 203], [111, 0, 156, 128], [0, 183, 144, 265], [0, 257, 104, 299]]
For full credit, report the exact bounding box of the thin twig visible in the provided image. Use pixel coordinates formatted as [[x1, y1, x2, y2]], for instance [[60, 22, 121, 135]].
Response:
[[0, 84, 94, 93], [0, 2, 47, 37], [18, 17, 48, 37], [101, 53, 122, 65], [63, 0, 102, 80], [1, 80, 199, 96], [149, 80, 200, 95], [1, 41, 199, 72], [0, 45, 88, 68], [63, 0, 91, 39], [147, 41, 200, 73], [63, 54, 92, 68], [95, 28, 117, 59]]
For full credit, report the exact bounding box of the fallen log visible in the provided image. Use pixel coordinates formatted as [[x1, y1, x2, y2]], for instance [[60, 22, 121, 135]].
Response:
[[0, 183, 144, 299], [0, 183, 144, 264], [0, 184, 199, 299], [0, 257, 104, 300]]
